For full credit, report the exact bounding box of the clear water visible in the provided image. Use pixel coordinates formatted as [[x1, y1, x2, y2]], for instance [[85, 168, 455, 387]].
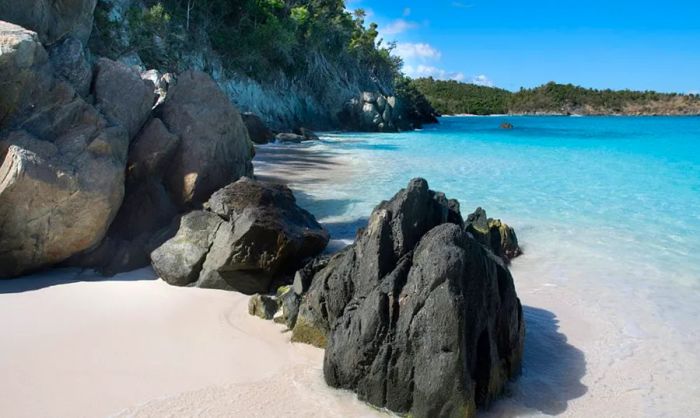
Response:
[[256, 116, 700, 416]]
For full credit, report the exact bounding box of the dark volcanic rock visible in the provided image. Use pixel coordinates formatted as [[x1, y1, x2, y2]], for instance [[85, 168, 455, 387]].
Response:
[[241, 112, 273, 144], [292, 178, 462, 346], [151, 178, 329, 294], [465, 207, 522, 262], [292, 179, 524, 417]]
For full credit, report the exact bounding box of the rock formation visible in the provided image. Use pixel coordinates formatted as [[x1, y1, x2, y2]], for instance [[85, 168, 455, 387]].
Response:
[[291, 179, 524, 417], [161, 70, 255, 208], [0, 21, 128, 277], [338, 91, 412, 132], [0, 0, 97, 45], [151, 178, 329, 294]]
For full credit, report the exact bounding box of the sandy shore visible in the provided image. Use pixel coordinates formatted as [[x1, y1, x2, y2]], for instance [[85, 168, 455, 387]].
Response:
[[0, 268, 382, 418], [2, 139, 694, 417]]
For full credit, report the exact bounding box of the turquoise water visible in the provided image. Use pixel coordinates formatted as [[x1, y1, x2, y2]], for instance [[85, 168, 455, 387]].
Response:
[[257, 116, 700, 416]]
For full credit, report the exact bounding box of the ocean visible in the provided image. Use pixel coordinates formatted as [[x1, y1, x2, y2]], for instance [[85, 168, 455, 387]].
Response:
[[256, 116, 700, 417]]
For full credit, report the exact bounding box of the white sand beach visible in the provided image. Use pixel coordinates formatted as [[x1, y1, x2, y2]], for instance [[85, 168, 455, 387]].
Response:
[[1, 140, 698, 418]]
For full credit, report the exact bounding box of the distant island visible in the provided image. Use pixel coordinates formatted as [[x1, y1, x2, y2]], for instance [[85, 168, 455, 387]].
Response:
[[411, 78, 700, 116]]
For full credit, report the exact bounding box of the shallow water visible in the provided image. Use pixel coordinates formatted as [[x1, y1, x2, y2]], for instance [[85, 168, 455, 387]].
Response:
[[255, 116, 700, 417]]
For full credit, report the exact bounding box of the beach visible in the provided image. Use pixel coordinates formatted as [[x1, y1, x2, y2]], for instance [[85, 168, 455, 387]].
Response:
[[2, 117, 700, 417]]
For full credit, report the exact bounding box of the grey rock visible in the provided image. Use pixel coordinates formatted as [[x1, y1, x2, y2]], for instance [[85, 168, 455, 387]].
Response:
[[93, 58, 155, 139], [48, 36, 91, 97], [161, 70, 254, 208], [0, 0, 97, 45], [150, 211, 224, 286], [195, 178, 330, 294], [281, 289, 301, 329], [275, 132, 305, 143], [298, 127, 320, 141], [151, 178, 329, 294], [293, 256, 330, 295]]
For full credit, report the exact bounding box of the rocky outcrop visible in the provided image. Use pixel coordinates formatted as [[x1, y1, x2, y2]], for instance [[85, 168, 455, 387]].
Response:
[[291, 179, 524, 417], [93, 57, 155, 139], [0, 21, 128, 277], [0, 0, 97, 45], [152, 178, 329, 294], [338, 92, 411, 132], [241, 112, 273, 144], [465, 207, 522, 262], [161, 70, 254, 208]]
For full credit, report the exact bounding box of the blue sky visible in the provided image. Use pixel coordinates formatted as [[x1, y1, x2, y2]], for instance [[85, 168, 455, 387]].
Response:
[[346, 0, 700, 93]]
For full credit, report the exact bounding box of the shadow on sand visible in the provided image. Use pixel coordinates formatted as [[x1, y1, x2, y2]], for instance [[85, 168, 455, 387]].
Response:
[[0, 267, 156, 294], [254, 145, 342, 186], [482, 306, 588, 417]]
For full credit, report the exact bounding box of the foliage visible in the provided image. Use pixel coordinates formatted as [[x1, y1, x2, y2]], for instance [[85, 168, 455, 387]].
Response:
[[394, 76, 438, 123], [411, 79, 700, 115], [411, 78, 511, 115]]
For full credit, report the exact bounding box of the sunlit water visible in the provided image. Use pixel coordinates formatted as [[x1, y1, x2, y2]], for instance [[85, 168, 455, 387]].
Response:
[[255, 116, 700, 417]]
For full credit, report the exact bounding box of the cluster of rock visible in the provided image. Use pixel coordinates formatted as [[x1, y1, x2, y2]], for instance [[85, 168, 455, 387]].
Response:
[[338, 92, 410, 132], [241, 112, 320, 145], [0, 4, 254, 277], [247, 179, 524, 417], [151, 178, 329, 294]]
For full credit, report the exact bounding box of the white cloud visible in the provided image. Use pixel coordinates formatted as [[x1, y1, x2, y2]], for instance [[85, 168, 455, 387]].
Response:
[[470, 74, 494, 87], [382, 19, 420, 35], [394, 42, 442, 60], [403, 65, 465, 81]]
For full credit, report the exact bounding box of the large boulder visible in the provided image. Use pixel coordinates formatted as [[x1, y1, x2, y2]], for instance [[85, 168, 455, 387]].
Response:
[[63, 117, 181, 274], [161, 70, 254, 208], [0, 22, 129, 277], [93, 57, 155, 139], [292, 179, 524, 417], [293, 178, 462, 346], [465, 207, 522, 262], [151, 178, 329, 294], [0, 0, 97, 45]]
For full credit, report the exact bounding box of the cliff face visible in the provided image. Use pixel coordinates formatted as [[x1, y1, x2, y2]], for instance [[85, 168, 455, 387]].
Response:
[[88, 0, 437, 131]]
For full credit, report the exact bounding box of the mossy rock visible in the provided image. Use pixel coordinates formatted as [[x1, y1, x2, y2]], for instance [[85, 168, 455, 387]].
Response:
[[291, 316, 327, 348]]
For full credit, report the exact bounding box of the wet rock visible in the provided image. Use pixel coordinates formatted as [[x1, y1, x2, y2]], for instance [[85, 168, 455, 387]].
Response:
[[275, 132, 306, 143]]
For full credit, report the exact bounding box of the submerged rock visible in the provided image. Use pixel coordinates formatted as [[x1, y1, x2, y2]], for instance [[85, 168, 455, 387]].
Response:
[[292, 178, 524, 417], [151, 178, 329, 294]]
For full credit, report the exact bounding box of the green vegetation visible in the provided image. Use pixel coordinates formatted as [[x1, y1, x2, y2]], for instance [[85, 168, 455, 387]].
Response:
[[93, 1, 402, 85], [412, 78, 700, 115], [411, 78, 511, 115]]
